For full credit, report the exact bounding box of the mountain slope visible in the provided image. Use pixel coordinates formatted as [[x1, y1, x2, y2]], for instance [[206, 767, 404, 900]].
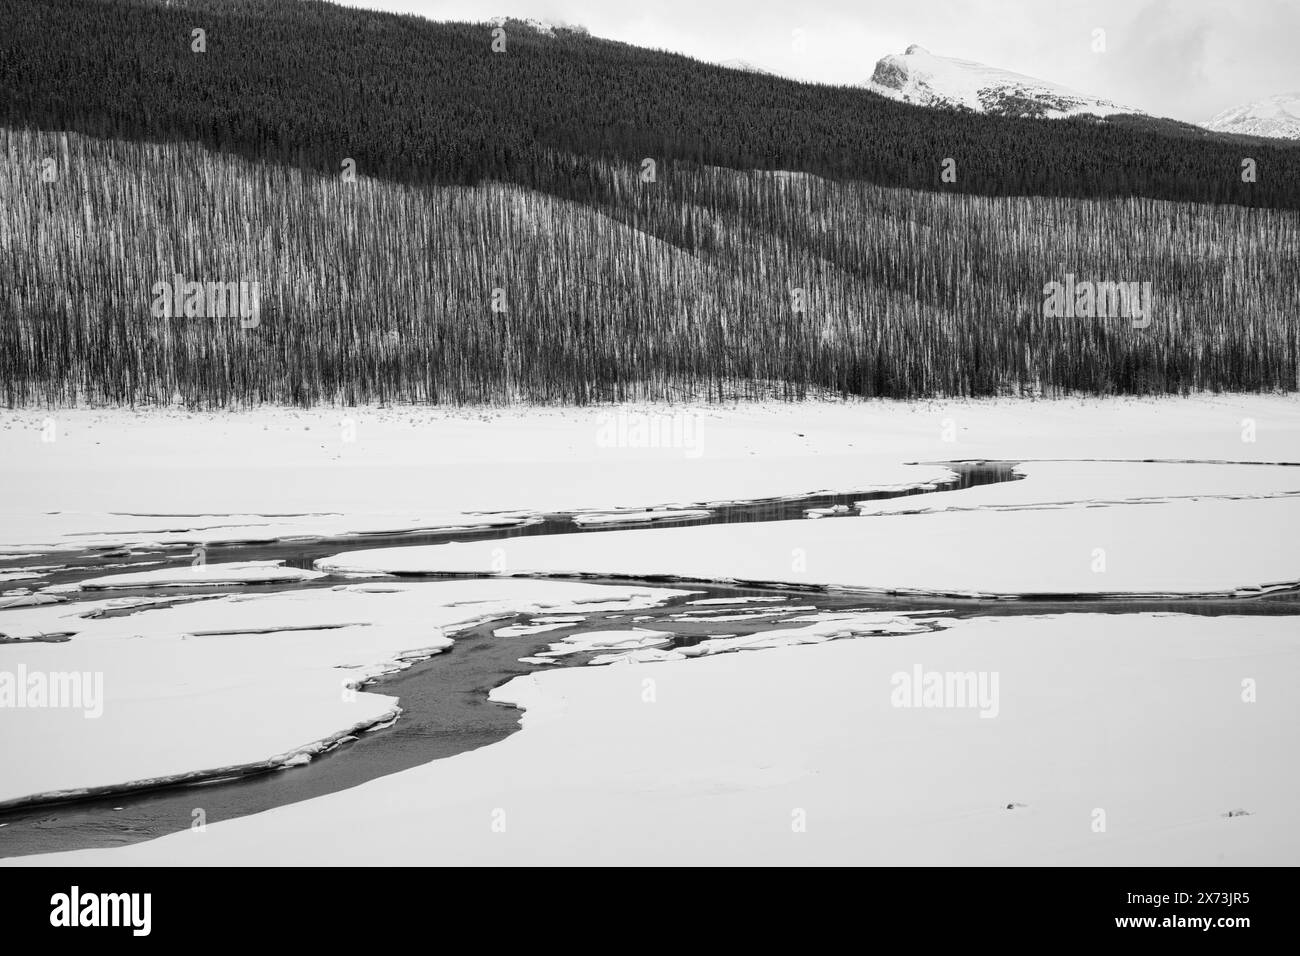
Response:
[[865, 44, 1142, 119], [1201, 93, 1300, 140], [4, 126, 1299, 406], [1, 0, 1297, 210]]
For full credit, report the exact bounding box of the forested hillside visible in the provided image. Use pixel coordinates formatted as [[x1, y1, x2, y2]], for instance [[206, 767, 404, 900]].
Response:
[[1, 0, 1298, 208], [4, 128, 1296, 405], [1, 0, 1298, 406]]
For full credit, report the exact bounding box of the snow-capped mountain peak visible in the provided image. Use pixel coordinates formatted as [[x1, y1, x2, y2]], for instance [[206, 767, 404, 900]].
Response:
[[864, 45, 1142, 119], [1200, 93, 1300, 140]]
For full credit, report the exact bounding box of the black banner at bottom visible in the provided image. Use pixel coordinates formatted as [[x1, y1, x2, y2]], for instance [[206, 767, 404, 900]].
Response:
[[0, 865, 1282, 943]]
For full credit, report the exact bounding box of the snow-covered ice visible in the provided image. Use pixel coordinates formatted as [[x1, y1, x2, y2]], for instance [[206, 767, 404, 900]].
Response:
[[317, 493, 1299, 597], [0, 580, 684, 807], [3, 396, 1298, 865], [572, 509, 712, 526], [15, 613, 1296, 866], [13, 396, 1294, 554], [73, 560, 325, 589]]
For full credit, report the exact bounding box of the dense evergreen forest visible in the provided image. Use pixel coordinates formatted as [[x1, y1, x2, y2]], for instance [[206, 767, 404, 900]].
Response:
[[3, 128, 1297, 406], [1, 0, 1299, 209]]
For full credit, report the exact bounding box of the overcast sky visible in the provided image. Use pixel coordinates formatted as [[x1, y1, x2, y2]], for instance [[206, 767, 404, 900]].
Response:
[[337, 0, 1299, 122]]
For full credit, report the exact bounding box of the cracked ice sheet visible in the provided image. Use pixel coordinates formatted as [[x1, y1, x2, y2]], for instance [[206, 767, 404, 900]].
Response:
[[857, 460, 1300, 515], [0, 595, 227, 639], [687, 597, 788, 606], [317, 493, 1300, 597], [671, 606, 816, 622], [584, 613, 937, 666], [535, 628, 675, 658], [0, 579, 685, 807], [10, 396, 1298, 553], [0, 511, 539, 555], [494, 621, 577, 637], [68, 560, 326, 589], [18, 613, 1299, 866], [572, 509, 712, 527]]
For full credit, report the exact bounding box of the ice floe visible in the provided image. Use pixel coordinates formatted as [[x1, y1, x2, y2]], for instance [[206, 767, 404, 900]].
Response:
[[0, 579, 686, 808], [74, 560, 326, 589], [572, 509, 711, 527]]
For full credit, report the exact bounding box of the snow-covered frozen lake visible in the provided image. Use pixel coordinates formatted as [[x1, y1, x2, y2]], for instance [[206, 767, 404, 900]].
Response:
[[1, 397, 1298, 864]]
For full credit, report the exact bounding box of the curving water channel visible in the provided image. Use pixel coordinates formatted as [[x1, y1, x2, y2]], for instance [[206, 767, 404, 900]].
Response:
[[2, 460, 1297, 857]]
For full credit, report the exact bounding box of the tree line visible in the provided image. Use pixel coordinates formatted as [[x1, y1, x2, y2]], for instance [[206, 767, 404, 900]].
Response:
[[2, 128, 1295, 406], [1, 0, 1298, 209]]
